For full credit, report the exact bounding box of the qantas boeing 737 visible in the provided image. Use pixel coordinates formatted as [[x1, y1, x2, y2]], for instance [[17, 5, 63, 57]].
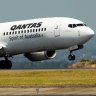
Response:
[[0, 17, 94, 69]]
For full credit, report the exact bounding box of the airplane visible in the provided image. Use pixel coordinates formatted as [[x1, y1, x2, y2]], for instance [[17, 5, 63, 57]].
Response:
[[0, 17, 94, 69]]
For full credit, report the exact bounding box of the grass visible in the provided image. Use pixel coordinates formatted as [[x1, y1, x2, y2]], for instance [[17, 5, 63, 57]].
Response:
[[0, 69, 96, 86], [80, 60, 96, 64]]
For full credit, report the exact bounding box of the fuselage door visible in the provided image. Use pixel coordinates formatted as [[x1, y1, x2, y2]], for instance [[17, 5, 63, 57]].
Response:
[[54, 22, 60, 37]]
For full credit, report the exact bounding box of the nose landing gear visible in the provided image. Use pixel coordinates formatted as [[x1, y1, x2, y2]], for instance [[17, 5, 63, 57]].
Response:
[[68, 53, 75, 61], [68, 45, 83, 61]]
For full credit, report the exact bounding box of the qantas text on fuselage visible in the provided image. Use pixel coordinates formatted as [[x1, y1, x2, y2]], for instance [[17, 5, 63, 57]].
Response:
[[10, 22, 43, 30]]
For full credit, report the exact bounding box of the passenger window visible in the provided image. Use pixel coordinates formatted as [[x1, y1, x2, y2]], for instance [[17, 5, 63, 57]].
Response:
[[36, 29, 37, 32], [18, 31, 20, 34], [41, 28, 43, 31], [39, 28, 40, 32], [27, 30, 29, 33], [44, 28, 46, 31], [30, 29, 32, 32], [9, 32, 11, 35], [21, 30, 23, 33], [12, 32, 14, 35], [6, 32, 8, 35], [24, 30, 26, 33], [15, 31, 17, 34], [3, 32, 5, 36], [33, 29, 35, 32]]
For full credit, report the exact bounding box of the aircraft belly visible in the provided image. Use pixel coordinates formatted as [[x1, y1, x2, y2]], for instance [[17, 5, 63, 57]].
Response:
[[6, 38, 47, 55]]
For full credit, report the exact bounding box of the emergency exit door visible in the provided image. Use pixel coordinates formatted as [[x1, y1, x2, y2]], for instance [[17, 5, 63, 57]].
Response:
[[54, 22, 60, 37]]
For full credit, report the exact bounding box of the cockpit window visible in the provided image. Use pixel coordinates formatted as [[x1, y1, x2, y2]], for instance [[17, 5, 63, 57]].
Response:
[[68, 23, 87, 28], [73, 24, 77, 28], [77, 24, 84, 26], [68, 24, 72, 28]]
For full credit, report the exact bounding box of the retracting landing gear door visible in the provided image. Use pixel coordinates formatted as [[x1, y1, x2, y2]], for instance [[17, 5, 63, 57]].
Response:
[[54, 22, 60, 37]]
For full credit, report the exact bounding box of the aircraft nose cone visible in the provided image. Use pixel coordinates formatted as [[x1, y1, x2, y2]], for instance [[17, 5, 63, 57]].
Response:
[[79, 27, 95, 44], [87, 28, 95, 38], [81, 27, 95, 39]]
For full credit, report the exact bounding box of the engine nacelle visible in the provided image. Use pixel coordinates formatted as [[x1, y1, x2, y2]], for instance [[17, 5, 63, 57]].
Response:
[[24, 51, 56, 61]]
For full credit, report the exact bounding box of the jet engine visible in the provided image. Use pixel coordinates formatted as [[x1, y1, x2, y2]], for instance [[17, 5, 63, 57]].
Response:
[[24, 51, 56, 61]]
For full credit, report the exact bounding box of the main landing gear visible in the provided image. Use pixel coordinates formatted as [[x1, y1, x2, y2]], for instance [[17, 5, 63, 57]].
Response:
[[68, 45, 83, 61], [0, 56, 12, 69]]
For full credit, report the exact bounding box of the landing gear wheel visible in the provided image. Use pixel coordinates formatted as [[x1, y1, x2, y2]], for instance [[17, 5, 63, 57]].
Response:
[[68, 45, 83, 61], [5, 60, 12, 69], [0, 60, 5, 69], [0, 60, 12, 69], [68, 54, 75, 61]]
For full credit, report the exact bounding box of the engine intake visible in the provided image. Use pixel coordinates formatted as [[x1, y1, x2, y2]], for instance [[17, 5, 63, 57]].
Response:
[[24, 50, 56, 61]]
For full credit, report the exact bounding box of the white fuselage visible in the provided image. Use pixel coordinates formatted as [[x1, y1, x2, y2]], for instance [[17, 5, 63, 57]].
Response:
[[0, 17, 94, 56]]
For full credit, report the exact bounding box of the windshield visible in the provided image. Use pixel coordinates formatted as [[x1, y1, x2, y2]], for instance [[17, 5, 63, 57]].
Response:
[[68, 23, 87, 28]]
